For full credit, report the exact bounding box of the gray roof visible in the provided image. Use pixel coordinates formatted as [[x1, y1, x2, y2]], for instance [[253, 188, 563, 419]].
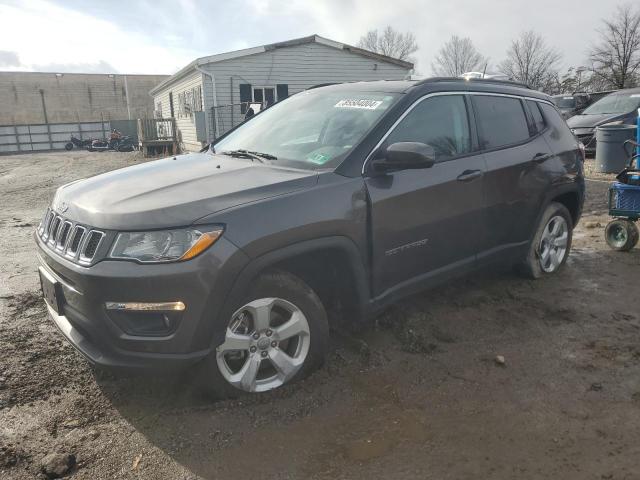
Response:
[[150, 34, 414, 95]]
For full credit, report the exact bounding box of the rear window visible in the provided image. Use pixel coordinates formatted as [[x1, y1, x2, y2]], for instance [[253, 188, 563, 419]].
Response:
[[527, 100, 546, 134], [474, 95, 530, 149], [553, 96, 576, 109]]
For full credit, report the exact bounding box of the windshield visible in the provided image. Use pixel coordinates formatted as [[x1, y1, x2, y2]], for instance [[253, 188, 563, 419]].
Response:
[[214, 89, 399, 170], [582, 93, 640, 115], [553, 96, 576, 109]]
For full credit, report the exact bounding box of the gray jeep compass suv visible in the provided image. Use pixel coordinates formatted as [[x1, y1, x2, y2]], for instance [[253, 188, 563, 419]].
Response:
[[36, 78, 585, 397]]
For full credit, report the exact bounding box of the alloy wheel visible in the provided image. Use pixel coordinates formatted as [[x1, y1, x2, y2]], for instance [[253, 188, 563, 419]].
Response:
[[216, 297, 310, 393], [538, 215, 569, 273]]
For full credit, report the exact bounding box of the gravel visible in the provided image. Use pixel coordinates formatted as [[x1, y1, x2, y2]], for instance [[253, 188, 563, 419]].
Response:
[[1, 151, 639, 479]]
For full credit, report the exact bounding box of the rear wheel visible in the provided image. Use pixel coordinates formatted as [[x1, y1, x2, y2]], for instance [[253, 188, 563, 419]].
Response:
[[605, 219, 639, 251], [520, 202, 573, 279], [197, 271, 329, 399]]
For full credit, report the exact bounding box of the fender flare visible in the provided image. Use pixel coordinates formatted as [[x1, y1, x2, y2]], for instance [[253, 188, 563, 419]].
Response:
[[529, 182, 584, 245], [210, 236, 370, 347]]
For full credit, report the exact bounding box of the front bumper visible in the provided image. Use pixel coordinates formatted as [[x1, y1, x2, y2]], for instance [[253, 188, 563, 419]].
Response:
[[36, 233, 249, 370]]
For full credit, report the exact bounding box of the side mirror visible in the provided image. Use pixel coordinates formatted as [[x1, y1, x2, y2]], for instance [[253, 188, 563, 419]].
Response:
[[371, 142, 435, 173]]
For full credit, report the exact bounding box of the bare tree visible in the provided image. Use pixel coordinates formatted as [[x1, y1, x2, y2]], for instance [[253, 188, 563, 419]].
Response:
[[588, 4, 640, 89], [357, 26, 418, 62], [499, 31, 562, 91], [431, 36, 487, 76]]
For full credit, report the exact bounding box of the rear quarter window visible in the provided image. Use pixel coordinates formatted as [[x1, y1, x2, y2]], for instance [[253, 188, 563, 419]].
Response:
[[474, 95, 530, 149], [539, 103, 576, 145]]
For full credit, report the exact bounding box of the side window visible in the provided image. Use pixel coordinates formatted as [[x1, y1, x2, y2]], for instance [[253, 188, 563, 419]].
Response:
[[527, 100, 546, 134], [386, 95, 471, 162], [474, 95, 530, 149]]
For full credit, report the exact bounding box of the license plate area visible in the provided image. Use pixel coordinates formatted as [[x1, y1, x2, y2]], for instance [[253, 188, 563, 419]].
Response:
[[39, 267, 64, 314]]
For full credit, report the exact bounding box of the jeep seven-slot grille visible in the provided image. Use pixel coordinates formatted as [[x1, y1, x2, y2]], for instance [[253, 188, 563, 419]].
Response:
[[38, 208, 105, 264]]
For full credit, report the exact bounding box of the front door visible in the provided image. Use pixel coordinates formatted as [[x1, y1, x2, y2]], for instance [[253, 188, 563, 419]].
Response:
[[365, 94, 487, 297]]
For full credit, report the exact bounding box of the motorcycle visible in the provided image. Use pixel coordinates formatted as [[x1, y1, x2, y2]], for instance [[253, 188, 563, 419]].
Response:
[[64, 134, 93, 151], [88, 129, 135, 152]]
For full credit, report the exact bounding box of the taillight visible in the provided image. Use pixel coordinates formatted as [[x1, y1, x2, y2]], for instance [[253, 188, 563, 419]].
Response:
[[578, 142, 586, 161]]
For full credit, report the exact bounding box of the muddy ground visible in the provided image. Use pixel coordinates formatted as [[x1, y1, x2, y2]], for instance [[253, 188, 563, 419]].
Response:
[[1, 151, 639, 479]]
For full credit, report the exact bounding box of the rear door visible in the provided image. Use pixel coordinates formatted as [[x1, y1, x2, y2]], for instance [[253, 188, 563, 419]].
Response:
[[473, 94, 553, 256], [365, 94, 487, 296]]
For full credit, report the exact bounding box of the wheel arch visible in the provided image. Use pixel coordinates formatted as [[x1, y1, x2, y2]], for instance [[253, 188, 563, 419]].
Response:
[[550, 189, 582, 226], [211, 236, 370, 347]]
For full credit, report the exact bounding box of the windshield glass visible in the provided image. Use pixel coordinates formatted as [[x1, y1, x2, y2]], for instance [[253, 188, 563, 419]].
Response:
[[582, 93, 640, 115], [553, 96, 576, 109], [214, 89, 399, 170]]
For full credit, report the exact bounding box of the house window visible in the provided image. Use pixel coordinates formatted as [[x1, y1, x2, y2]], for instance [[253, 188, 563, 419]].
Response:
[[253, 86, 276, 107]]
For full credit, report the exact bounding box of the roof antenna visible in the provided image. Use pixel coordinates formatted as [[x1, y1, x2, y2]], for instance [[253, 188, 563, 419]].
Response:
[[482, 60, 489, 79]]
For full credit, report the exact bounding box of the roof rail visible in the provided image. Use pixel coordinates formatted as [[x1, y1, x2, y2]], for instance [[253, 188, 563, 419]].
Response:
[[306, 82, 342, 90], [415, 77, 532, 90]]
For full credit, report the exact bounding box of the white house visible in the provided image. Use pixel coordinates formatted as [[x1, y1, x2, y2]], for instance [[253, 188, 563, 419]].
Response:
[[150, 34, 414, 152]]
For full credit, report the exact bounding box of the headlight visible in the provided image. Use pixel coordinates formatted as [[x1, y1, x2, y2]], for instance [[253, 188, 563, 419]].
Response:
[[600, 120, 624, 126], [109, 227, 223, 263]]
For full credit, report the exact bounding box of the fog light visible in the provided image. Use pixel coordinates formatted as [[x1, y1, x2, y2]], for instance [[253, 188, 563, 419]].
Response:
[[106, 309, 183, 337], [105, 301, 185, 311]]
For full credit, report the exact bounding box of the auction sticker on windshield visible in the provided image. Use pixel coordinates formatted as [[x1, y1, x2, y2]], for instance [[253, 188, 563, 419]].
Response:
[[334, 99, 383, 110]]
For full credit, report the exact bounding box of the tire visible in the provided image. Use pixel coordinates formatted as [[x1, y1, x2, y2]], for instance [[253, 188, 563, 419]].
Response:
[[605, 219, 639, 251], [197, 271, 329, 399], [64, 142, 73, 151], [520, 202, 573, 279]]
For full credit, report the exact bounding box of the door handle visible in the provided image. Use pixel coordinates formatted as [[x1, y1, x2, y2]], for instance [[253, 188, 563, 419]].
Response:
[[532, 152, 551, 163], [457, 169, 483, 182]]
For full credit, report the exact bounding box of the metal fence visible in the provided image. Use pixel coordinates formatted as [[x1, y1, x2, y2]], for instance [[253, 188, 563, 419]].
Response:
[[0, 121, 110, 154], [208, 103, 253, 141]]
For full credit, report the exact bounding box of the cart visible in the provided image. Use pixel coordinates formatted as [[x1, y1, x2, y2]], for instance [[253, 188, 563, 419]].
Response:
[[605, 139, 640, 251]]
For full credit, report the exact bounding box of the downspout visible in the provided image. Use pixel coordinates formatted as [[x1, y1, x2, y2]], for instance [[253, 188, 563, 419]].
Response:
[[123, 74, 131, 120], [195, 64, 219, 141]]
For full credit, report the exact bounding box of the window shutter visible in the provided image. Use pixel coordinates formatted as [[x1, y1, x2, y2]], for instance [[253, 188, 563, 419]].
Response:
[[276, 84, 289, 102], [239, 83, 252, 114]]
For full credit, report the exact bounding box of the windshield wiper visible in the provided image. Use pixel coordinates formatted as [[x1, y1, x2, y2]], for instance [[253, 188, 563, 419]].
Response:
[[246, 150, 277, 160], [220, 149, 264, 162], [221, 149, 278, 162]]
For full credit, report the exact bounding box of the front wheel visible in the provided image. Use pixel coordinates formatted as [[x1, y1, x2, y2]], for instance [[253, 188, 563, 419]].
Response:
[[197, 271, 329, 399], [605, 219, 639, 251], [520, 202, 573, 279]]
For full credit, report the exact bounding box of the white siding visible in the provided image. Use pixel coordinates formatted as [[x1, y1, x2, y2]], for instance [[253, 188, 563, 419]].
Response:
[[201, 42, 410, 140], [152, 71, 204, 152], [154, 41, 411, 150]]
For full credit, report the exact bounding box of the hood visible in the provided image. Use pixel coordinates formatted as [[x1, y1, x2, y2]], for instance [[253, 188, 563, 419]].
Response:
[[52, 152, 318, 230], [567, 112, 626, 129]]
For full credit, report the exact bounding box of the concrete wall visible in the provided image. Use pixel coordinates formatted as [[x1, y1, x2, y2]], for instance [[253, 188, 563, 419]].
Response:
[[0, 72, 168, 125], [153, 70, 204, 152]]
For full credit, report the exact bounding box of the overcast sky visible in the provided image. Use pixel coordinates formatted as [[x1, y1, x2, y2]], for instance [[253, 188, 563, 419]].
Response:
[[0, 0, 632, 76]]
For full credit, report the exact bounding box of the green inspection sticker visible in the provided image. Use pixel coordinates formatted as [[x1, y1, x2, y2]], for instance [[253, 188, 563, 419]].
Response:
[[307, 152, 331, 164]]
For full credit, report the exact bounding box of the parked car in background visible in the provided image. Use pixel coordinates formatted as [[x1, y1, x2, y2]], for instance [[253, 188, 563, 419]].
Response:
[[552, 93, 592, 119], [588, 89, 618, 104], [567, 87, 640, 156], [36, 78, 584, 398]]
